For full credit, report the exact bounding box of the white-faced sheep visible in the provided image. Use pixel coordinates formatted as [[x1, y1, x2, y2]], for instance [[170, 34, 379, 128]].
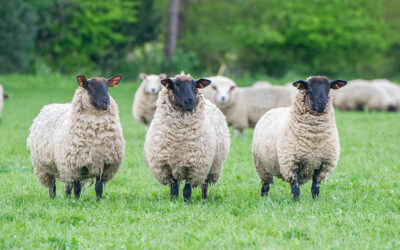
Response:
[[370, 79, 400, 110], [332, 79, 397, 111], [27, 75, 125, 201], [144, 72, 230, 202], [132, 73, 167, 129], [203, 76, 292, 135], [252, 76, 347, 200]]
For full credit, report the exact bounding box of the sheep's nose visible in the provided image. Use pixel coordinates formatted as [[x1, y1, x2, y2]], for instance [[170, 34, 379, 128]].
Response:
[[184, 98, 194, 104], [151, 88, 157, 93], [221, 96, 226, 102]]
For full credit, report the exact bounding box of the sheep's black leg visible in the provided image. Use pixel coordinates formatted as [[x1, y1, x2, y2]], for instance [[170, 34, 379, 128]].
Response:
[[261, 183, 270, 197], [201, 183, 208, 200], [311, 169, 321, 199], [65, 183, 72, 198], [170, 179, 179, 199], [49, 176, 56, 199], [73, 180, 81, 199], [95, 176, 103, 202], [183, 182, 192, 202], [291, 179, 300, 201]]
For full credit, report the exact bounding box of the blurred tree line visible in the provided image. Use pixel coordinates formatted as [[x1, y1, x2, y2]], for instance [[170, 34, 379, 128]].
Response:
[[0, 0, 399, 80]]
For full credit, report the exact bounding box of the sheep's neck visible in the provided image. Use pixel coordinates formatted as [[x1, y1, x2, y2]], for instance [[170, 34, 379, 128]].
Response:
[[288, 91, 335, 136]]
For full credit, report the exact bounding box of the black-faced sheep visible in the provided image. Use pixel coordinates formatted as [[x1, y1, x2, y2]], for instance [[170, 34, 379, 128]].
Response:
[[144, 72, 230, 202], [27, 75, 125, 201], [132, 73, 167, 129], [252, 76, 347, 200]]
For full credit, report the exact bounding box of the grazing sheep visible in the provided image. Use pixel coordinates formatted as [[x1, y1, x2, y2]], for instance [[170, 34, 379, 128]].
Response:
[[132, 73, 167, 129], [332, 79, 397, 111], [202, 76, 292, 135], [144, 72, 230, 202], [370, 79, 400, 109], [252, 76, 347, 200], [252, 81, 272, 89], [27, 75, 125, 201]]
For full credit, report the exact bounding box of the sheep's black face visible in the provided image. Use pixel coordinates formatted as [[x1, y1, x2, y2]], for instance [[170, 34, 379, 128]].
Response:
[[161, 77, 211, 112], [77, 75, 122, 110], [293, 77, 347, 113]]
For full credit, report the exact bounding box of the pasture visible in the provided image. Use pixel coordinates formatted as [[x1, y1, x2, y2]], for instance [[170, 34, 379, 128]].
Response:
[[0, 75, 399, 249]]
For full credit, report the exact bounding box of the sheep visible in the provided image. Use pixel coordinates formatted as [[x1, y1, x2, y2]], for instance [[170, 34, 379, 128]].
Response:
[[332, 79, 397, 111], [252, 76, 347, 200], [202, 76, 292, 135], [27, 75, 125, 201], [132, 73, 167, 129], [144, 72, 230, 202], [370, 79, 400, 109], [252, 81, 272, 89]]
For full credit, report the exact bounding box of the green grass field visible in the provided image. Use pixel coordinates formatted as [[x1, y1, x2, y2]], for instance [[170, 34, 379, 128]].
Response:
[[0, 74, 399, 249]]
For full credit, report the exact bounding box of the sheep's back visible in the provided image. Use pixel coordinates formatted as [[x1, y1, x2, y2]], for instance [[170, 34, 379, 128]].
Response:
[[252, 107, 289, 178], [28, 103, 71, 169]]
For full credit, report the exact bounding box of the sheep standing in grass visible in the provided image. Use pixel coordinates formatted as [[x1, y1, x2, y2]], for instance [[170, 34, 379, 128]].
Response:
[[370, 79, 400, 109], [252, 76, 347, 200], [27, 75, 125, 201], [132, 73, 166, 129], [203, 76, 292, 135], [332, 79, 397, 111], [144, 72, 230, 202]]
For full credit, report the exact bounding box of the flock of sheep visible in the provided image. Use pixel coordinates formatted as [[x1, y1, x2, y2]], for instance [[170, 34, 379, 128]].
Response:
[[20, 72, 400, 201]]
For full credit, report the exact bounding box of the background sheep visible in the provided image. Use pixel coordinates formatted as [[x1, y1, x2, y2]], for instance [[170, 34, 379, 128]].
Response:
[[203, 76, 292, 135], [27, 75, 125, 201], [370, 79, 400, 109], [132, 73, 166, 129], [252, 81, 272, 89], [332, 79, 397, 111], [252, 76, 347, 200], [144, 73, 230, 202]]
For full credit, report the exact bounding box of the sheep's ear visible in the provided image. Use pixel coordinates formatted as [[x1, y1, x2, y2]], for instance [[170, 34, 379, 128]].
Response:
[[159, 74, 167, 80], [161, 78, 173, 89], [330, 80, 347, 90], [139, 73, 147, 80], [108, 74, 123, 87], [292, 80, 308, 90], [230, 85, 236, 91], [77, 75, 88, 88], [196, 79, 211, 89]]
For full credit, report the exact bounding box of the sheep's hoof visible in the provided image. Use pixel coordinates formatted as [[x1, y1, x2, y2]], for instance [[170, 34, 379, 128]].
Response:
[[49, 178, 56, 199], [183, 183, 191, 202], [261, 183, 270, 197], [65, 184, 72, 198], [74, 180, 81, 199], [95, 176, 103, 202], [170, 180, 179, 199], [311, 182, 320, 199], [49, 177, 56, 199], [291, 181, 300, 201], [201, 183, 208, 200]]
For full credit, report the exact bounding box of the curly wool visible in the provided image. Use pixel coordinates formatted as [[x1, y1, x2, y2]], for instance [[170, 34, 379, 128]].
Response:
[[252, 90, 340, 186], [27, 87, 125, 188], [144, 87, 230, 187]]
